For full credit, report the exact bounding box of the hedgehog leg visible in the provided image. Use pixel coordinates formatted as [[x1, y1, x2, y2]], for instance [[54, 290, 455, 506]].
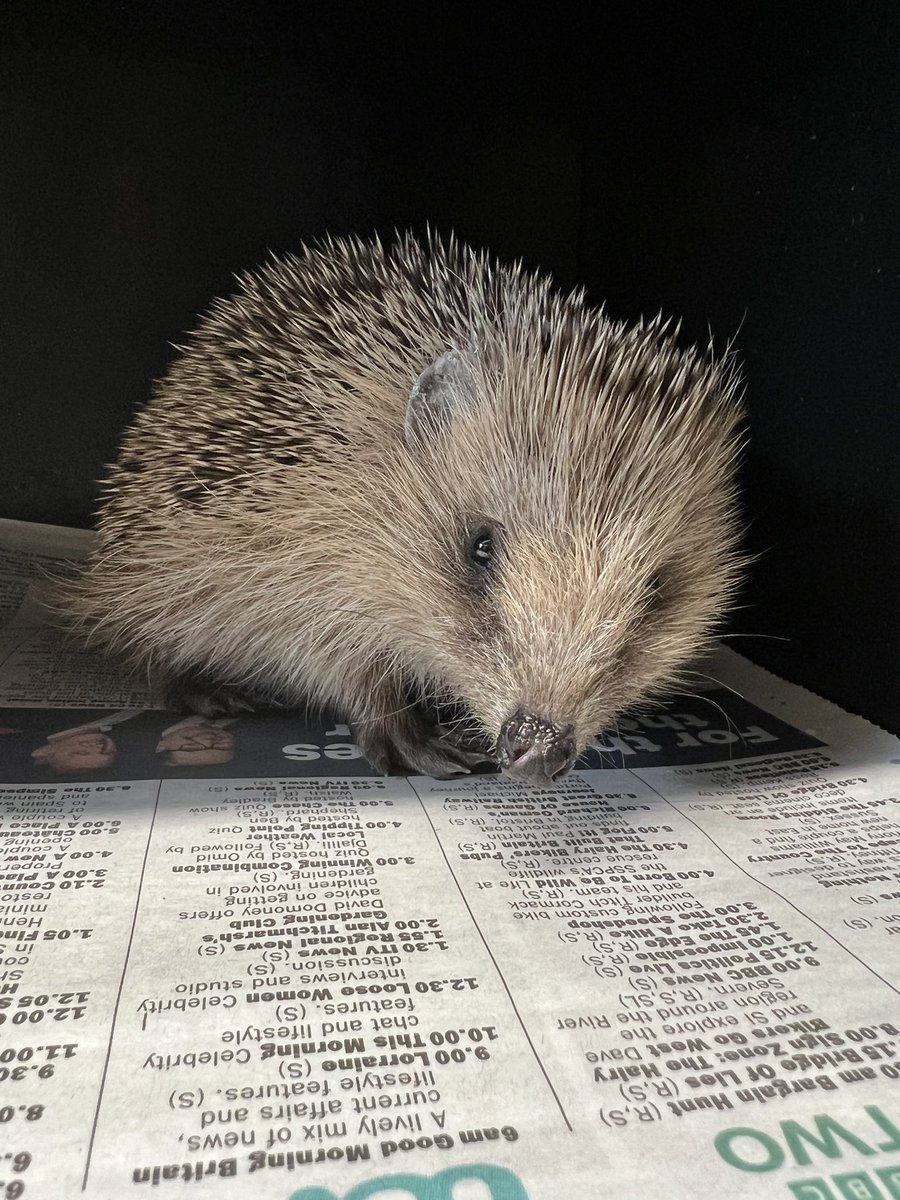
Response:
[[432, 706, 497, 758], [351, 694, 496, 780], [156, 666, 271, 717]]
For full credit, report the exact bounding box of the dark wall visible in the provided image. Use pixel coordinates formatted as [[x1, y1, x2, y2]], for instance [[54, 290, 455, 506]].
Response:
[[2, 2, 898, 732]]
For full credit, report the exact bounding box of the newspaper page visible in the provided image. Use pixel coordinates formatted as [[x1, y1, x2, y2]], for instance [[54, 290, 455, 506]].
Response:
[[1, 517, 899, 1200]]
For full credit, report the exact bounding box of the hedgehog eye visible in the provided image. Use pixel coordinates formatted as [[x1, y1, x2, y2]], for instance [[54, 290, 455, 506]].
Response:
[[646, 571, 666, 602], [467, 526, 496, 573]]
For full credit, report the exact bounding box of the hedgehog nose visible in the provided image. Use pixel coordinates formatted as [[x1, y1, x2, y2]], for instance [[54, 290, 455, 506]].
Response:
[[498, 710, 577, 784]]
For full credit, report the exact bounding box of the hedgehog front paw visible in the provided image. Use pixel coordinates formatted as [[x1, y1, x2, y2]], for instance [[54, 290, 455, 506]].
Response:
[[158, 670, 261, 717], [354, 713, 497, 780]]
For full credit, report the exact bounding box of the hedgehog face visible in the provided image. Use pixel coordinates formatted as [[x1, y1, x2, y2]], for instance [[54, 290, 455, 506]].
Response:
[[403, 339, 744, 783], [451, 512, 741, 782]]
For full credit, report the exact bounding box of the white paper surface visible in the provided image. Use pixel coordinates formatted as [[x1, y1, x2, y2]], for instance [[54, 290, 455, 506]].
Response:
[[1, 518, 899, 1200]]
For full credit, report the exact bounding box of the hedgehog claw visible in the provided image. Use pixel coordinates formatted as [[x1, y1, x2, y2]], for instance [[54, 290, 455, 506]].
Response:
[[354, 718, 497, 781]]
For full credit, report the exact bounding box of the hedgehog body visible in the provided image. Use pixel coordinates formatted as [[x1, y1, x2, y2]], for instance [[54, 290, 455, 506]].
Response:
[[69, 230, 745, 781]]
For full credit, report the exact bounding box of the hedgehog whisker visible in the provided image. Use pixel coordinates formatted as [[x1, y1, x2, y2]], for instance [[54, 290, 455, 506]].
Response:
[[676, 689, 741, 742], [716, 632, 791, 644], [680, 669, 746, 703]]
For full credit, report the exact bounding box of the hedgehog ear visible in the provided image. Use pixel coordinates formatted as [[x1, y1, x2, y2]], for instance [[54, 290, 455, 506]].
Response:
[[405, 349, 476, 453]]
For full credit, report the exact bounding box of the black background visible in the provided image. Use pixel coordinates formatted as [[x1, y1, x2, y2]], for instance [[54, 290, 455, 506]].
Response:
[[2, 2, 898, 732]]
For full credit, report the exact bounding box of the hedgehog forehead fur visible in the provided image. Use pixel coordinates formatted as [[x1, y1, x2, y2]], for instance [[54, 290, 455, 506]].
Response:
[[67, 228, 746, 771]]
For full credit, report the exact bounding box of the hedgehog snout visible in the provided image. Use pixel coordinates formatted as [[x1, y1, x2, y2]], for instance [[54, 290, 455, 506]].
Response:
[[497, 709, 577, 785]]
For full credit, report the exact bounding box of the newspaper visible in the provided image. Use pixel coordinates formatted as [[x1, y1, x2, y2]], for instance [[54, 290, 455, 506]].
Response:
[[1, 516, 899, 1200]]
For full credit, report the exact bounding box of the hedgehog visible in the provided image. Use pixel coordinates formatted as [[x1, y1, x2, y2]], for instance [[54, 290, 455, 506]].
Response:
[[64, 229, 746, 783]]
